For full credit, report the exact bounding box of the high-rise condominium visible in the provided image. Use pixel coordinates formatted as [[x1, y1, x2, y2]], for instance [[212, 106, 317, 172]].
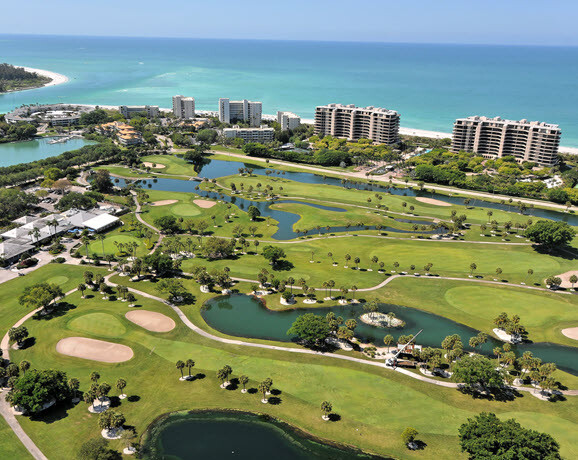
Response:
[[451, 116, 561, 166], [172, 95, 195, 119], [314, 104, 400, 144], [219, 98, 262, 127], [277, 111, 301, 131]]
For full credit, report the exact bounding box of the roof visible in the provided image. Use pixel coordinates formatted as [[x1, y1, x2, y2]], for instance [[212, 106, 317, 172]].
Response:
[[0, 240, 35, 259], [82, 214, 119, 231]]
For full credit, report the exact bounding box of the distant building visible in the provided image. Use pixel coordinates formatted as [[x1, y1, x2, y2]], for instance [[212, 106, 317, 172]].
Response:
[[5, 104, 93, 126], [219, 98, 262, 127], [223, 126, 275, 143], [277, 111, 301, 131], [451, 116, 561, 166], [172, 95, 195, 119], [314, 103, 400, 145], [119, 105, 159, 119], [97, 121, 144, 145]]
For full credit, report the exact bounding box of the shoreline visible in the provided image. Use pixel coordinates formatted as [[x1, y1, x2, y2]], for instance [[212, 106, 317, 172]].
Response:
[[18, 66, 69, 89]]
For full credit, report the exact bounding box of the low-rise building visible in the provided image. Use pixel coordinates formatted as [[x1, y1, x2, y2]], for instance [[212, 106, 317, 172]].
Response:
[[219, 98, 262, 127], [5, 104, 94, 126], [451, 116, 561, 166], [172, 95, 195, 119], [96, 121, 143, 145], [119, 105, 159, 119], [223, 126, 275, 143], [277, 111, 301, 131]]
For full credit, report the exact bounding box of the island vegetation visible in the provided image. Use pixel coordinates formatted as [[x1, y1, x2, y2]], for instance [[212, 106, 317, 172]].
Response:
[[0, 63, 51, 93]]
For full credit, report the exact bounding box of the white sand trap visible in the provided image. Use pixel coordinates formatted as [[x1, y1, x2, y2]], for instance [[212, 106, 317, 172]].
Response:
[[415, 197, 451, 206], [56, 337, 133, 363], [561, 327, 578, 340], [151, 200, 178, 206], [125, 310, 176, 332], [554, 270, 578, 289], [194, 199, 216, 209], [143, 162, 166, 169]]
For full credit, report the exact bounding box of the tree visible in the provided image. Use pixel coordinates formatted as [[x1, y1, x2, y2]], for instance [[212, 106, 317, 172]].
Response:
[[525, 220, 575, 251], [78, 283, 87, 298], [258, 381, 269, 403], [320, 401, 332, 420], [247, 205, 261, 221], [19, 360, 30, 374], [78, 438, 120, 460], [8, 326, 29, 347], [239, 375, 249, 392], [19, 282, 63, 313], [92, 170, 114, 193], [98, 409, 126, 435], [56, 192, 96, 211], [6, 369, 70, 413], [469, 263, 477, 276], [156, 278, 187, 303], [116, 378, 127, 397], [176, 360, 185, 379], [287, 314, 330, 345], [383, 334, 394, 352], [185, 359, 195, 378], [570, 274, 578, 290], [216, 368, 228, 387], [196, 128, 218, 145], [459, 412, 561, 460], [154, 215, 180, 234], [202, 237, 235, 260], [401, 427, 419, 448], [68, 378, 80, 400], [262, 245, 286, 267], [452, 355, 503, 392]]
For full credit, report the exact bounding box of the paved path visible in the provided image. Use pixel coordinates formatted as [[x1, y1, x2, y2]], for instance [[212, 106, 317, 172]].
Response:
[[131, 192, 163, 254]]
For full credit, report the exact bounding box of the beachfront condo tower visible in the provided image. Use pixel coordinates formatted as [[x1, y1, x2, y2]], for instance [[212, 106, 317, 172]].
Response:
[[219, 98, 262, 127], [314, 104, 400, 145], [277, 111, 301, 131], [119, 105, 159, 119], [172, 95, 195, 119], [451, 116, 561, 166]]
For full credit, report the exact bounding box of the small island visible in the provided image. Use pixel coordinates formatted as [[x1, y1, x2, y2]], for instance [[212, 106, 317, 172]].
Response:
[[0, 63, 52, 93], [359, 312, 405, 328]]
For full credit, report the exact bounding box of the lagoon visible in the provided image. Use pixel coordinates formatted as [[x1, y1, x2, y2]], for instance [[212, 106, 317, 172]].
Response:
[[0, 137, 96, 167]]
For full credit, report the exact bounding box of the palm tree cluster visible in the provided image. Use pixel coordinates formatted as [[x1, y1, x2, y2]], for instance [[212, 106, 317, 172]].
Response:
[[175, 359, 196, 380]]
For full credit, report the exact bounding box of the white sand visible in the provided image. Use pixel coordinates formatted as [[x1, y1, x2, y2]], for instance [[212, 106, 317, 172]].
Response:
[[561, 327, 578, 340], [416, 197, 451, 206], [194, 199, 216, 209], [20, 66, 69, 87], [151, 199, 178, 206], [125, 310, 176, 332], [399, 126, 452, 139], [56, 337, 133, 363], [554, 270, 578, 289], [142, 162, 166, 169], [359, 312, 403, 328]]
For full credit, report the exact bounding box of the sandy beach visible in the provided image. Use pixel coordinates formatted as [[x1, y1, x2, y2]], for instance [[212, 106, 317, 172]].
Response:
[[20, 66, 69, 88]]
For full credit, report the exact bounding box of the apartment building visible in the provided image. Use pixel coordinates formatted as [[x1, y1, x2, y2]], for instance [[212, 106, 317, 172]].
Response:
[[314, 104, 400, 144], [119, 105, 159, 119], [223, 126, 275, 143], [277, 111, 301, 131], [219, 98, 262, 127], [97, 121, 144, 145], [172, 95, 195, 119], [451, 116, 561, 166]]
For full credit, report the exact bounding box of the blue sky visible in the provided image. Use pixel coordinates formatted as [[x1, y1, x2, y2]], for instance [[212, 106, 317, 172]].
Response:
[[1, 0, 576, 46]]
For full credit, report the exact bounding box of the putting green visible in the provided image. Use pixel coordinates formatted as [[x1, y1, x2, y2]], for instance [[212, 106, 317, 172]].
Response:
[[444, 286, 571, 327], [171, 203, 201, 217], [67, 312, 127, 338], [46, 276, 69, 286]]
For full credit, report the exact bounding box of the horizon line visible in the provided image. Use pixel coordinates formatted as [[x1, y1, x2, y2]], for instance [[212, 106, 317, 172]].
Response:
[[1, 32, 577, 48]]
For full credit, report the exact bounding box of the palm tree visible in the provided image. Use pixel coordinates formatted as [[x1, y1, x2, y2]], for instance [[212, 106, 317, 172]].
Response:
[[469, 262, 477, 276], [340, 286, 348, 301], [493, 347, 502, 366], [82, 236, 91, 258], [239, 375, 249, 393], [393, 261, 399, 272], [116, 378, 127, 398], [176, 360, 185, 379], [351, 285, 358, 302], [19, 360, 30, 374], [78, 283, 86, 298], [97, 234, 106, 259], [354, 257, 360, 270], [371, 256, 378, 270], [185, 359, 195, 378], [68, 378, 80, 401], [320, 401, 332, 420], [344, 254, 351, 268], [216, 368, 228, 387], [90, 371, 100, 385], [327, 252, 334, 264], [328, 280, 335, 298], [383, 334, 394, 352], [287, 277, 295, 294], [258, 381, 268, 403]]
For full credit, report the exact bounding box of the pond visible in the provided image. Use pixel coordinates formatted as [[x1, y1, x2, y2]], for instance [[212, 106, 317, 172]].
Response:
[[194, 159, 578, 225], [141, 411, 387, 459], [119, 176, 443, 240], [201, 294, 578, 376], [0, 136, 96, 167]]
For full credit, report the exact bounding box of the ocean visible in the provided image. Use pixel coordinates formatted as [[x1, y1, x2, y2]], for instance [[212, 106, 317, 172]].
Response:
[[1, 35, 578, 146]]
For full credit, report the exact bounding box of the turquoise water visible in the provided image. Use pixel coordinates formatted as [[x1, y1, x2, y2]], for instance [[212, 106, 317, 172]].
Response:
[[142, 411, 386, 459], [1, 35, 578, 146], [0, 137, 96, 167]]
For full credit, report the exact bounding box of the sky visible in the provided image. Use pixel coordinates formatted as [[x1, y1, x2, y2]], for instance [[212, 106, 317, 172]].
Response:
[[1, 0, 577, 46]]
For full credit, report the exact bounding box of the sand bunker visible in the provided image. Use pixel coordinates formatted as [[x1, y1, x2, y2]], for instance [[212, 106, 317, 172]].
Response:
[[561, 327, 578, 340], [415, 197, 451, 206], [56, 337, 133, 363], [554, 270, 578, 289], [125, 310, 176, 332], [194, 199, 216, 209], [151, 200, 178, 206], [143, 162, 166, 169]]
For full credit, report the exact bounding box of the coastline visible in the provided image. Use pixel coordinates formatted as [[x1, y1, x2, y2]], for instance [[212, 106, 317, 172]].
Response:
[[18, 66, 69, 88]]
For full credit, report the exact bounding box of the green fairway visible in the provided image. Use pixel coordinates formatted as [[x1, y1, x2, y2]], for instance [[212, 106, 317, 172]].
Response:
[[67, 312, 127, 338], [0, 417, 33, 460], [171, 202, 201, 216]]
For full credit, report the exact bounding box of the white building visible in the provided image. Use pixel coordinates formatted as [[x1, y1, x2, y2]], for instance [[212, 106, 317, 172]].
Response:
[[451, 116, 561, 166], [172, 95, 195, 119], [314, 104, 400, 145], [277, 111, 301, 131], [219, 98, 262, 127], [223, 126, 275, 143], [119, 105, 159, 119]]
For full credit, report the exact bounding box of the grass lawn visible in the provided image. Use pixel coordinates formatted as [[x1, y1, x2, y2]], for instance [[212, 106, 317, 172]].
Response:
[[0, 416, 33, 459], [141, 154, 199, 177], [4, 275, 577, 460]]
